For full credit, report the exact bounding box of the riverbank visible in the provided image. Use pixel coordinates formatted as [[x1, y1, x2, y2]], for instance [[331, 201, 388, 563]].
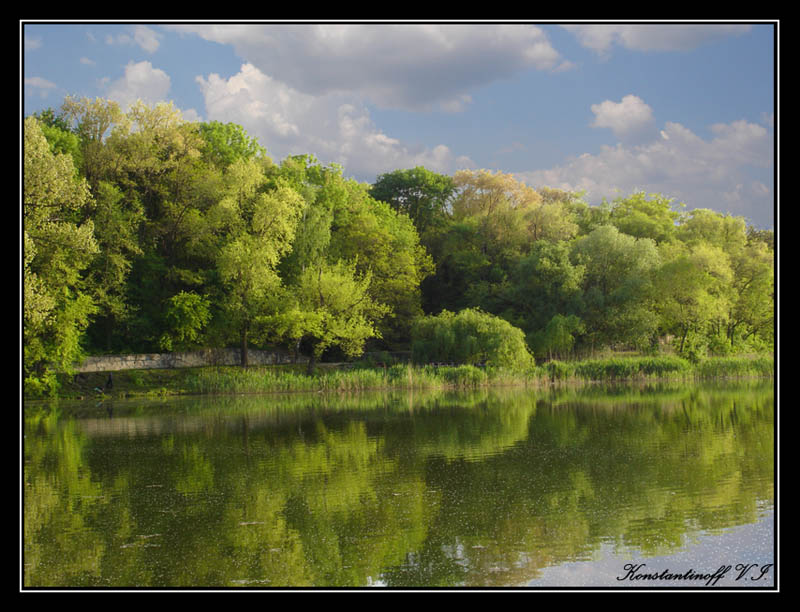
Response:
[[28, 354, 774, 401]]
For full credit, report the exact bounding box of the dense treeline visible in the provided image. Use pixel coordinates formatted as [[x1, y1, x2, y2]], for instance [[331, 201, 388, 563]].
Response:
[[23, 98, 774, 396]]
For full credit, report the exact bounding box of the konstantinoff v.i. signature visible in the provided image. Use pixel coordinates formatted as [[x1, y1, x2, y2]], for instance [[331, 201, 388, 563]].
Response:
[[617, 563, 773, 586]]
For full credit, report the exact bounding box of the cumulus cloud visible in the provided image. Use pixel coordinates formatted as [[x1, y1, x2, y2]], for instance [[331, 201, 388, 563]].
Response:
[[196, 62, 473, 179], [519, 116, 774, 227], [175, 23, 570, 111], [563, 23, 751, 55], [105, 60, 171, 109], [591, 94, 656, 144]]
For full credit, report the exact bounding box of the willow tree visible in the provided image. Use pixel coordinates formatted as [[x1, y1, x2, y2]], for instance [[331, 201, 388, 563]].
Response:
[[411, 308, 534, 370]]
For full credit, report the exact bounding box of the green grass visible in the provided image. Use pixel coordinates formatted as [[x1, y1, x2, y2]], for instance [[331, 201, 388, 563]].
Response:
[[37, 354, 773, 400]]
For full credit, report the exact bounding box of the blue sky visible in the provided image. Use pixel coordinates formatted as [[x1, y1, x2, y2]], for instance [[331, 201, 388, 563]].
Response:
[[22, 21, 777, 229]]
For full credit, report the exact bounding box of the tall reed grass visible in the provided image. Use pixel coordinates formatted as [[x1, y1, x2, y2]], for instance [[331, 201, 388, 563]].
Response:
[[140, 354, 777, 396]]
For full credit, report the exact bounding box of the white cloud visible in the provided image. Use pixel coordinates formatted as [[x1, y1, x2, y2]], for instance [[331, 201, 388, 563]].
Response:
[[591, 95, 656, 143], [563, 23, 751, 55], [175, 23, 569, 111], [195, 63, 473, 179], [519, 117, 774, 227], [105, 25, 161, 53], [105, 61, 171, 109], [24, 76, 57, 98]]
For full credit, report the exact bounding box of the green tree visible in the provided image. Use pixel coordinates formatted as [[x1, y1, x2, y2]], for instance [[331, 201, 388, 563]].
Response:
[[570, 225, 661, 351], [60, 96, 128, 191], [212, 164, 307, 366], [411, 308, 534, 370], [198, 120, 268, 170], [502, 239, 586, 347], [274, 261, 391, 373], [652, 242, 732, 356], [327, 184, 433, 346], [726, 240, 774, 350], [23, 117, 99, 392], [369, 166, 455, 240], [609, 191, 684, 244], [158, 291, 212, 351]]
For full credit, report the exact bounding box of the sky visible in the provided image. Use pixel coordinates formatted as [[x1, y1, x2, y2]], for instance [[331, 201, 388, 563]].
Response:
[[21, 21, 777, 229]]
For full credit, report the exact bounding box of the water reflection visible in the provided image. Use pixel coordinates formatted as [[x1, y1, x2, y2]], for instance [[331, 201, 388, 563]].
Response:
[[23, 381, 775, 588]]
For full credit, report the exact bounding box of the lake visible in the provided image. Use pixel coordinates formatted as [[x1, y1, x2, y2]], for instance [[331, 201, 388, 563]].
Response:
[[22, 379, 775, 590]]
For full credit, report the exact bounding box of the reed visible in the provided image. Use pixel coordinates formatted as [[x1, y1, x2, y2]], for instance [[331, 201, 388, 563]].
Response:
[[47, 353, 773, 400]]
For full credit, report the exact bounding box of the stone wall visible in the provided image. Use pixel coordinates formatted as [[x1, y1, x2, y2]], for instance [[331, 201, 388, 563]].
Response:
[[75, 348, 305, 373]]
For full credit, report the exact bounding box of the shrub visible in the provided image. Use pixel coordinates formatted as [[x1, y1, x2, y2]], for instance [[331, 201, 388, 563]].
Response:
[[411, 308, 534, 370]]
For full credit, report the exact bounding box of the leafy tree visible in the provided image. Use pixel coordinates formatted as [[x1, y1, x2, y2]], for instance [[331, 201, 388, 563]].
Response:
[[370, 166, 455, 240], [411, 308, 534, 370], [725, 240, 774, 350], [212, 164, 307, 366], [60, 96, 128, 191], [198, 120, 268, 170], [23, 117, 99, 392], [676, 208, 748, 256], [158, 291, 212, 351], [609, 191, 684, 243], [531, 314, 586, 360], [652, 242, 733, 356], [81, 180, 145, 352], [274, 261, 391, 373], [503, 240, 586, 351], [327, 184, 433, 346], [570, 225, 661, 350]]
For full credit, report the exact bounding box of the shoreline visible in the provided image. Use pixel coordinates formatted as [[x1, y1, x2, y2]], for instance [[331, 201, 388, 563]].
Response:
[[24, 354, 775, 402]]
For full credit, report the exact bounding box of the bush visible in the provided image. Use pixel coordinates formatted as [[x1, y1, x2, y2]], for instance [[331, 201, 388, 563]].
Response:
[[411, 308, 534, 370]]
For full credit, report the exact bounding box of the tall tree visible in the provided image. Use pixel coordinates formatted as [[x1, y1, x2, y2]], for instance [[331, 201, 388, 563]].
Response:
[[570, 225, 661, 350], [212, 161, 306, 366], [369, 166, 455, 241], [23, 117, 99, 392]]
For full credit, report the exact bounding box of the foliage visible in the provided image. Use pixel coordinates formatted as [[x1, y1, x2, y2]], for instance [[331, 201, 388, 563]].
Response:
[[23, 96, 774, 385], [159, 291, 212, 351], [272, 260, 391, 372], [23, 117, 98, 387], [370, 166, 455, 239], [411, 308, 534, 370]]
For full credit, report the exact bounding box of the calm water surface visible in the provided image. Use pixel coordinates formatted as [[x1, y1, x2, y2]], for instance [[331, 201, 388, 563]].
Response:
[[23, 380, 775, 589]]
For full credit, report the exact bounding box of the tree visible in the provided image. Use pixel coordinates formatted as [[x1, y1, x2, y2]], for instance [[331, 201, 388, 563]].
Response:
[[503, 240, 586, 353], [198, 120, 268, 170], [411, 308, 534, 370], [652, 241, 733, 356], [158, 291, 212, 351], [23, 117, 99, 392], [279, 160, 433, 347], [327, 185, 434, 346], [608, 191, 684, 244], [370, 166, 455, 240], [213, 165, 307, 366], [570, 225, 661, 350], [60, 96, 127, 191], [726, 240, 774, 350], [274, 261, 391, 373]]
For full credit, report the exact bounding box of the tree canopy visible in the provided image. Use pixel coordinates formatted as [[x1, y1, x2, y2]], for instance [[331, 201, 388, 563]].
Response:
[[23, 96, 775, 395]]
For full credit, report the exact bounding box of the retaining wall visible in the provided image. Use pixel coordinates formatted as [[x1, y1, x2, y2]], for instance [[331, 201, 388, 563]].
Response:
[[75, 348, 305, 373]]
